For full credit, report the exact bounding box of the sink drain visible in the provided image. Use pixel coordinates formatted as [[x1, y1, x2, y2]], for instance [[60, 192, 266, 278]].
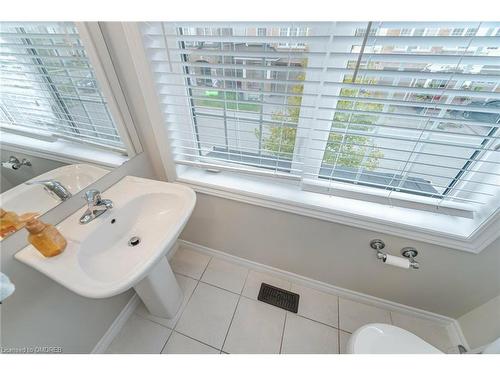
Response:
[[128, 236, 141, 247]]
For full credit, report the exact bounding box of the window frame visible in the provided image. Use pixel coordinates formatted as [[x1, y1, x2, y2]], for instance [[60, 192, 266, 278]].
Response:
[[123, 22, 500, 253], [74, 22, 142, 157], [0, 22, 143, 164]]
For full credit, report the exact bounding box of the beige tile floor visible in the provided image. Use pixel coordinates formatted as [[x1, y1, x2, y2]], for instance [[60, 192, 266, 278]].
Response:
[[106, 246, 456, 354]]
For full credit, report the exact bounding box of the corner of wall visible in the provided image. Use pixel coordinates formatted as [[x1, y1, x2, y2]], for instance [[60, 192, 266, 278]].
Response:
[[457, 294, 500, 350]]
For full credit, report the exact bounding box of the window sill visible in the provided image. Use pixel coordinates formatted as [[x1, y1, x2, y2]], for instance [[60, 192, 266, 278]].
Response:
[[176, 167, 499, 254], [0, 131, 128, 169]]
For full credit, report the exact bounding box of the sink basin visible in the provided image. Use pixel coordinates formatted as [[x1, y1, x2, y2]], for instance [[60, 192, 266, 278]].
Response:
[[15, 176, 196, 318], [78, 192, 184, 283], [1, 163, 108, 214]]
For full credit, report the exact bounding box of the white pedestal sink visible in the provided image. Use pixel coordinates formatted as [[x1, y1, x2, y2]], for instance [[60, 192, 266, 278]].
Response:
[[15, 176, 196, 319]]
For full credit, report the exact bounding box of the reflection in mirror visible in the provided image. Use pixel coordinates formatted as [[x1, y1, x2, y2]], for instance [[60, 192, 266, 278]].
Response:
[[0, 21, 131, 239], [0, 149, 124, 239]]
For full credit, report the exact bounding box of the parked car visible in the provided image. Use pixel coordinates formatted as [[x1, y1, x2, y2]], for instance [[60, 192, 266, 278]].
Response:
[[449, 100, 500, 123]]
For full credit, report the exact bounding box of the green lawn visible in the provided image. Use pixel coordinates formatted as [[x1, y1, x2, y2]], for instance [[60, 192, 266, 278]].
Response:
[[195, 91, 261, 112]]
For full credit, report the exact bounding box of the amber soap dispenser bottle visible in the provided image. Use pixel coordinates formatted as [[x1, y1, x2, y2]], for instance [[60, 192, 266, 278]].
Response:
[[25, 218, 67, 257]]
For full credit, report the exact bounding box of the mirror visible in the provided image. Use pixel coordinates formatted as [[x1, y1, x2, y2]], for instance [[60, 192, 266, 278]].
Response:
[[0, 21, 135, 240], [0, 145, 128, 239]]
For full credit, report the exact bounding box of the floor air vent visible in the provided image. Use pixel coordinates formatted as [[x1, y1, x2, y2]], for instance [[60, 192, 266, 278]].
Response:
[[258, 283, 300, 313]]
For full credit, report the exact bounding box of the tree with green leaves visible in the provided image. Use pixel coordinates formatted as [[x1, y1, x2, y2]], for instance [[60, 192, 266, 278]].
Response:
[[257, 70, 384, 171]]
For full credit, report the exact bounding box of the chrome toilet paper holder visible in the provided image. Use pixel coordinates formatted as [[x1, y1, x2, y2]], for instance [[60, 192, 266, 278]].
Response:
[[370, 239, 420, 270]]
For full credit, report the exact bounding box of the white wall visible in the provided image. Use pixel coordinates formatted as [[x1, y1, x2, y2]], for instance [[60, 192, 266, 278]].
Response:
[[180, 193, 500, 319], [0, 154, 157, 353], [458, 294, 500, 349]]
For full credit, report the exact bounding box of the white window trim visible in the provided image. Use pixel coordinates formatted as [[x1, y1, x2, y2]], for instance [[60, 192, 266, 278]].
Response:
[[122, 23, 500, 254], [0, 22, 143, 163], [176, 167, 500, 254], [0, 130, 127, 169], [75, 22, 143, 157]]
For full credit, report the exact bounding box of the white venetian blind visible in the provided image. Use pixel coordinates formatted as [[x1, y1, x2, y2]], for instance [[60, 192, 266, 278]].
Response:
[[141, 22, 500, 210], [0, 22, 126, 153]]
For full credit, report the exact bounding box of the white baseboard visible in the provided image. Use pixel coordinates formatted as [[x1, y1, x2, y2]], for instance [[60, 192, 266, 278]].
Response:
[[177, 239, 469, 349], [91, 293, 141, 354]]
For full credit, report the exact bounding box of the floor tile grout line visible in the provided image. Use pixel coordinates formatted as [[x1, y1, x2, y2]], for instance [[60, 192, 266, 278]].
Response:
[[198, 280, 241, 297], [291, 312, 353, 335], [173, 271, 200, 282], [196, 255, 212, 281], [240, 268, 250, 295], [223, 294, 243, 352], [160, 328, 175, 354], [294, 312, 346, 332], [279, 312, 288, 354], [169, 330, 222, 353], [220, 292, 242, 353], [170, 257, 246, 352], [113, 313, 174, 354], [219, 270, 251, 353], [198, 279, 246, 296], [164, 276, 245, 352], [236, 291, 350, 334], [136, 274, 199, 329], [159, 278, 202, 353], [171, 249, 211, 281], [239, 268, 255, 297], [294, 312, 341, 331]]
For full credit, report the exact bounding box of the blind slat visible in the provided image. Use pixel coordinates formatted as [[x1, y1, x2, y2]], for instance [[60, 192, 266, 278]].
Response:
[[155, 61, 500, 81], [163, 34, 500, 47], [143, 45, 500, 64], [1, 22, 126, 152], [142, 21, 500, 209], [158, 91, 500, 116], [168, 128, 500, 161], [160, 105, 500, 130]]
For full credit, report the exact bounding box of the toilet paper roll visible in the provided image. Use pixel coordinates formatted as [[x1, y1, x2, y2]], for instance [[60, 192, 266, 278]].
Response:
[[383, 254, 410, 269]]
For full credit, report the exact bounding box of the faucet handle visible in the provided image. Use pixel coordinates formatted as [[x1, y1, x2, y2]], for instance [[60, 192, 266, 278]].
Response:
[[84, 189, 102, 205]]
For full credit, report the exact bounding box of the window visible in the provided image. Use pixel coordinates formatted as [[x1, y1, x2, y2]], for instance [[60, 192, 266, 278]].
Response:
[[414, 28, 425, 36], [452, 28, 465, 36], [278, 27, 308, 48], [140, 22, 500, 221], [0, 22, 127, 153], [465, 28, 477, 36]]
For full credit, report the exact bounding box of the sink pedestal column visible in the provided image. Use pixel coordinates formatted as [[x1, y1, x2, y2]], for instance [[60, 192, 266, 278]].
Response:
[[134, 256, 183, 318]]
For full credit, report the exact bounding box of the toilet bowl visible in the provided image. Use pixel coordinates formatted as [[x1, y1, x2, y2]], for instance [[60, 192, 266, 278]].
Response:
[[347, 323, 443, 354]]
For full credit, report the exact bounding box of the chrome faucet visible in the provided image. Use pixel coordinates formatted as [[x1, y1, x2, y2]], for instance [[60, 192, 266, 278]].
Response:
[[26, 179, 72, 201], [79, 189, 113, 224]]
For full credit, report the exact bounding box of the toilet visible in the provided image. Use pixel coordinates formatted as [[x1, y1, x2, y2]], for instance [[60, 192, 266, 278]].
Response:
[[347, 323, 500, 354], [347, 323, 443, 354]]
